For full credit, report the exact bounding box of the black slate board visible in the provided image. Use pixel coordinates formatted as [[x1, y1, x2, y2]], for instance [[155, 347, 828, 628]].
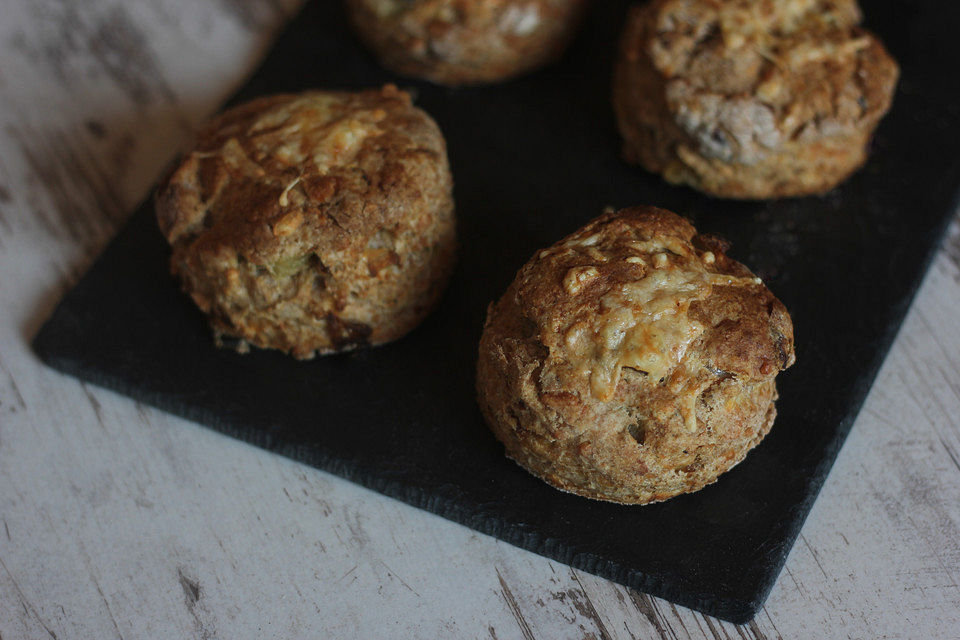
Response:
[[33, 0, 960, 624]]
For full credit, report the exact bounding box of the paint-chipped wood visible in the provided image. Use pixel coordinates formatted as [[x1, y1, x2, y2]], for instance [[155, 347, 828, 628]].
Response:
[[0, 0, 958, 637]]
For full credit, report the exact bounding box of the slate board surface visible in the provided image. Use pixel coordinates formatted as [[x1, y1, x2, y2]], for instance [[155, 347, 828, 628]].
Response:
[[33, 0, 960, 624]]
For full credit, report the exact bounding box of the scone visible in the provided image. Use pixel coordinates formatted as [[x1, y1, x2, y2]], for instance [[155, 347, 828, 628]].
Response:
[[155, 85, 456, 358], [345, 0, 588, 86], [613, 0, 899, 199], [476, 207, 795, 504]]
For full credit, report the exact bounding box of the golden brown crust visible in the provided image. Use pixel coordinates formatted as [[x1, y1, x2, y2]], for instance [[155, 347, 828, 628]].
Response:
[[612, 0, 899, 199], [345, 0, 588, 86], [476, 206, 795, 504], [156, 86, 456, 358]]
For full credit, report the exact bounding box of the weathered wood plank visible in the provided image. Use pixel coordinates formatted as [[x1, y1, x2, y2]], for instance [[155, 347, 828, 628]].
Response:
[[0, 0, 958, 638]]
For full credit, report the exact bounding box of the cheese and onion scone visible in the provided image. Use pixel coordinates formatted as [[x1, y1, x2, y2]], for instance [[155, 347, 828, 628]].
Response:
[[477, 207, 795, 504], [613, 0, 899, 198], [156, 86, 456, 358]]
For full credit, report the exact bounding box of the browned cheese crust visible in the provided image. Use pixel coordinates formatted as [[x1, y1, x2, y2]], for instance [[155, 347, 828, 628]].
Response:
[[156, 86, 456, 358], [477, 207, 796, 504], [346, 0, 588, 85], [613, 0, 899, 199]]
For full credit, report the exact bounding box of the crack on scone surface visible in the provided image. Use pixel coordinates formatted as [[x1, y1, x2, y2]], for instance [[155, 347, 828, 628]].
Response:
[[325, 314, 373, 350], [627, 423, 647, 445]]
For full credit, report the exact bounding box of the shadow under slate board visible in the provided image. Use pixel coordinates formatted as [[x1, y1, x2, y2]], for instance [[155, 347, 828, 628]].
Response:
[[32, 0, 960, 624]]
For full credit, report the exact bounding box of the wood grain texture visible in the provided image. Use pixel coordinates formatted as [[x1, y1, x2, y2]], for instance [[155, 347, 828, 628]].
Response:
[[0, 0, 958, 638]]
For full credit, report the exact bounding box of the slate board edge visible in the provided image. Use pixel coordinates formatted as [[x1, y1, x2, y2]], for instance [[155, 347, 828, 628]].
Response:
[[734, 181, 960, 621]]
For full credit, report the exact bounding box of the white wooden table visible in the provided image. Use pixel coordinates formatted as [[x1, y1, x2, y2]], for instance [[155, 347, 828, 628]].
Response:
[[1, 1, 958, 638]]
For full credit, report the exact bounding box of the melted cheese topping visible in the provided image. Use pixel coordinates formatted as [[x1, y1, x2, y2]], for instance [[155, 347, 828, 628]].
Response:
[[714, 0, 859, 47], [556, 240, 758, 406], [573, 268, 749, 401], [227, 94, 384, 178], [310, 117, 380, 173], [499, 4, 542, 35]]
